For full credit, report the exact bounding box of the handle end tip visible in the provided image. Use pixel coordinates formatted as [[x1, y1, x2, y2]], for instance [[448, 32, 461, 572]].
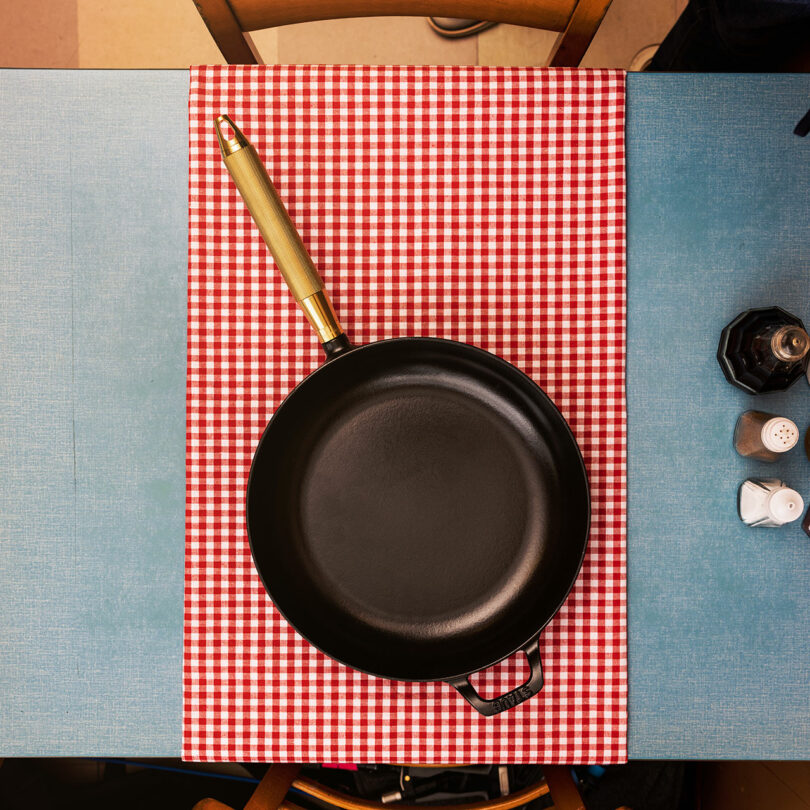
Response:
[[215, 114, 249, 157]]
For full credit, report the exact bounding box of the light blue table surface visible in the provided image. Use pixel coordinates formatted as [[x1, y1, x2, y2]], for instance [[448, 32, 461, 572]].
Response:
[[1, 70, 809, 759]]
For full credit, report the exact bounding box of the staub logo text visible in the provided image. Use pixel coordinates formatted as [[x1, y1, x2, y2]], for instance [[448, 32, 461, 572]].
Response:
[[492, 685, 533, 713]]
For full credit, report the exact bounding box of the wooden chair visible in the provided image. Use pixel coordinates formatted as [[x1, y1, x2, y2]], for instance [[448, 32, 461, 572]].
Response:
[[192, 0, 613, 67], [193, 764, 586, 810]]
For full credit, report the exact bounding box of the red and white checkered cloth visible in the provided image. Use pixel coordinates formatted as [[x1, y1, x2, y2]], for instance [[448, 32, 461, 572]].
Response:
[[185, 65, 627, 763]]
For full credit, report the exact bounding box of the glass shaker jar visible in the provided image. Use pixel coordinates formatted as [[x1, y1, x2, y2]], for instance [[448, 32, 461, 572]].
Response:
[[718, 306, 810, 393], [734, 411, 799, 461]]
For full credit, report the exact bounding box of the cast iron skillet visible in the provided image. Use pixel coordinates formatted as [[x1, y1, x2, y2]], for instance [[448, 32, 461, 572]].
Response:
[[217, 115, 590, 716]]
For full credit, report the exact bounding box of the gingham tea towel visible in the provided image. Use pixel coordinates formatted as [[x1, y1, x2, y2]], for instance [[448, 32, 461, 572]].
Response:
[[185, 65, 627, 763]]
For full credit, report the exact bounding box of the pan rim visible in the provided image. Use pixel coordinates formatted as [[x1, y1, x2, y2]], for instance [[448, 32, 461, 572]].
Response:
[[245, 335, 591, 683]]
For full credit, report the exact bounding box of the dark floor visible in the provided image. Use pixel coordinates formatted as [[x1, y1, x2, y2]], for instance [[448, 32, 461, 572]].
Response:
[[0, 760, 703, 810]]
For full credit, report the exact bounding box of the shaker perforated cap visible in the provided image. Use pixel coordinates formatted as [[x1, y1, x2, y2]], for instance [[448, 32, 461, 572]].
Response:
[[767, 487, 804, 524], [761, 417, 799, 453]]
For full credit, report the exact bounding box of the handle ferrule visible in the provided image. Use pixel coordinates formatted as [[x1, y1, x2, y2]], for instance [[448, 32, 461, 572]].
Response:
[[299, 290, 344, 345]]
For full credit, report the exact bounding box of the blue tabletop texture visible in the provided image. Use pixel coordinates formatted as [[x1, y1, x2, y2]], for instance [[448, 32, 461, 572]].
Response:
[[1, 70, 809, 759], [626, 74, 810, 759]]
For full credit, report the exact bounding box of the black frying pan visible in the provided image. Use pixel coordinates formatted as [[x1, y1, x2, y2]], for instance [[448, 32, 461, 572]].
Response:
[[217, 115, 590, 716]]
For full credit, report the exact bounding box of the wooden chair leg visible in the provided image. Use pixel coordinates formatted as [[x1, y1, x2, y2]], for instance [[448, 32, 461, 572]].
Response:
[[547, 0, 613, 66], [193, 764, 302, 810], [194, 799, 236, 810], [245, 765, 303, 810], [193, 0, 262, 63], [542, 766, 585, 810]]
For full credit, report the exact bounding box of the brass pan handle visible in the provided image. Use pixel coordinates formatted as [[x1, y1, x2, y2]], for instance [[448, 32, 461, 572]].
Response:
[[215, 115, 348, 353]]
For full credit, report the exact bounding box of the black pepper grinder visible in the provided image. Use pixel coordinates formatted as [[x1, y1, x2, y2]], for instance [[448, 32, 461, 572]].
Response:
[[718, 306, 810, 393]]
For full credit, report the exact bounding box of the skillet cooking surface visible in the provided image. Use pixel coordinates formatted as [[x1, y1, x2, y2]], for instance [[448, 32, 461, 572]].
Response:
[[247, 338, 589, 682]]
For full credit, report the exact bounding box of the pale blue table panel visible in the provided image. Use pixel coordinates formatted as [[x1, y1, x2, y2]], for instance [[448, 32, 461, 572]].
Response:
[[0, 70, 187, 755], [1, 70, 809, 758]]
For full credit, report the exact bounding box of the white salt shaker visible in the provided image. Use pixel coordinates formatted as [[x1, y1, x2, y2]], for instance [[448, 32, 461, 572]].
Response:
[[738, 478, 804, 527]]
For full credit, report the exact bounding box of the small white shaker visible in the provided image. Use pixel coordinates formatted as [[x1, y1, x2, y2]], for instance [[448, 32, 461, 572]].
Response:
[[738, 478, 804, 527]]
